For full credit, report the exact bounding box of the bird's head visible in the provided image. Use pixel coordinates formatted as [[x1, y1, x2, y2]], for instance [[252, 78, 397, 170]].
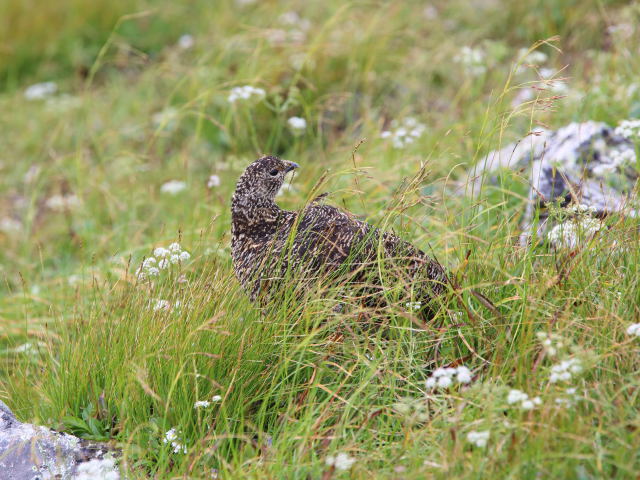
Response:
[[233, 155, 299, 202]]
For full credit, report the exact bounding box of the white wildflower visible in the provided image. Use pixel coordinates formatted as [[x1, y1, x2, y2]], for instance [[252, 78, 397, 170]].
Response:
[[536, 331, 565, 356], [405, 301, 422, 311], [423, 5, 438, 19], [607, 23, 634, 38], [169, 242, 182, 253], [24, 81, 57, 100], [539, 68, 556, 79], [154, 247, 170, 258], [75, 457, 120, 480], [325, 452, 356, 471], [212, 395, 222, 402], [437, 376, 452, 388], [153, 299, 170, 311], [170, 254, 180, 264], [426, 365, 473, 390], [163, 428, 187, 454], [555, 387, 580, 407], [626, 323, 640, 337], [507, 389, 542, 410], [194, 400, 211, 409], [287, 116, 307, 135], [207, 174, 221, 188], [456, 366, 472, 384], [592, 148, 636, 175], [521, 397, 542, 411], [466, 430, 490, 448], [547, 216, 602, 249], [0, 217, 22, 234], [177, 34, 195, 50], [549, 358, 583, 383], [279, 11, 311, 31], [381, 117, 427, 149], [228, 85, 266, 104], [614, 119, 640, 139], [158, 259, 170, 269], [45, 194, 80, 212], [507, 389, 529, 405], [160, 180, 187, 195], [518, 48, 548, 65], [179, 251, 191, 262], [454, 46, 486, 76], [142, 257, 157, 268]]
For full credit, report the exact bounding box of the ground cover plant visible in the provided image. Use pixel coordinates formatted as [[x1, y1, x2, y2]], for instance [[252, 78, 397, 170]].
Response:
[[1, 0, 639, 478]]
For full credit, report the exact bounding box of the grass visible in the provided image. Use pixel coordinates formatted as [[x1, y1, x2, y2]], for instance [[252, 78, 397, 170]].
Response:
[[1, 0, 639, 478]]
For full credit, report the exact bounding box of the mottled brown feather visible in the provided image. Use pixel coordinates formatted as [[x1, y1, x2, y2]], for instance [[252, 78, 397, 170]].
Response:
[[231, 155, 447, 314]]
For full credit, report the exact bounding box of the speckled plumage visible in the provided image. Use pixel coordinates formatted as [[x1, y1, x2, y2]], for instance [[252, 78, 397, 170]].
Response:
[[231, 155, 447, 314]]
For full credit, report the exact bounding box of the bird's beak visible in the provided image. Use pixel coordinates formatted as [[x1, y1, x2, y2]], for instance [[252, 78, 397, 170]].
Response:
[[284, 161, 300, 173]]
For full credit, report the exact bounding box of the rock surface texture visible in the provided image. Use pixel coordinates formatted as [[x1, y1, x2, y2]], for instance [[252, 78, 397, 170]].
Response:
[[231, 155, 447, 315], [468, 121, 638, 245], [0, 400, 118, 480]]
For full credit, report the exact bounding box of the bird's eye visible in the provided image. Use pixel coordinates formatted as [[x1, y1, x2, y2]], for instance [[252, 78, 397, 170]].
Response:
[[269, 169, 279, 176]]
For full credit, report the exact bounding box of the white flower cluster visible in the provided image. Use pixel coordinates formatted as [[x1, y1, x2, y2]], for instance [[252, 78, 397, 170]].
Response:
[[554, 387, 580, 407], [614, 119, 640, 139], [393, 397, 429, 423], [228, 85, 266, 104], [207, 174, 221, 188], [536, 331, 565, 356], [177, 34, 195, 50], [265, 12, 311, 45], [518, 48, 548, 65], [24, 81, 57, 100], [279, 11, 311, 31], [405, 301, 422, 311], [160, 180, 186, 195], [627, 323, 640, 337], [325, 452, 356, 471], [75, 457, 120, 480], [287, 116, 307, 135], [592, 148, 636, 176], [163, 428, 187, 454], [547, 215, 602, 249], [466, 430, 490, 448], [194, 395, 222, 409], [45, 194, 81, 212], [549, 358, 583, 383], [0, 217, 22, 234], [425, 365, 472, 390], [380, 117, 427, 149], [454, 46, 486, 76], [136, 243, 191, 280], [507, 389, 542, 410], [152, 299, 175, 311], [568, 204, 598, 215]]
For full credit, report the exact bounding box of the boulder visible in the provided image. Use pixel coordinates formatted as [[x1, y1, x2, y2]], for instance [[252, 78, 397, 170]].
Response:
[[0, 400, 118, 479], [467, 121, 638, 245]]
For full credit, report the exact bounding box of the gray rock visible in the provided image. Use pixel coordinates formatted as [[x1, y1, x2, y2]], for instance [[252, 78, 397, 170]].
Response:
[[467, 121, 639, 245], [0, 400, 118, 479]]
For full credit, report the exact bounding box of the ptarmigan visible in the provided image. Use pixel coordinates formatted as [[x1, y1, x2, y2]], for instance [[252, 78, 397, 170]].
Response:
[[231, 155, 447, 316]]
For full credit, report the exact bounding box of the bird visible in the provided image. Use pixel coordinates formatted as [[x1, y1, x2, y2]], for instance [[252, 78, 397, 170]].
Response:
[[230, 155, 448, 316]]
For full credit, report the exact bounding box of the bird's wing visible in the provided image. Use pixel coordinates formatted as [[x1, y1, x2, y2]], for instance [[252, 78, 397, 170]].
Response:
[[294, 204, 372, 267]]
